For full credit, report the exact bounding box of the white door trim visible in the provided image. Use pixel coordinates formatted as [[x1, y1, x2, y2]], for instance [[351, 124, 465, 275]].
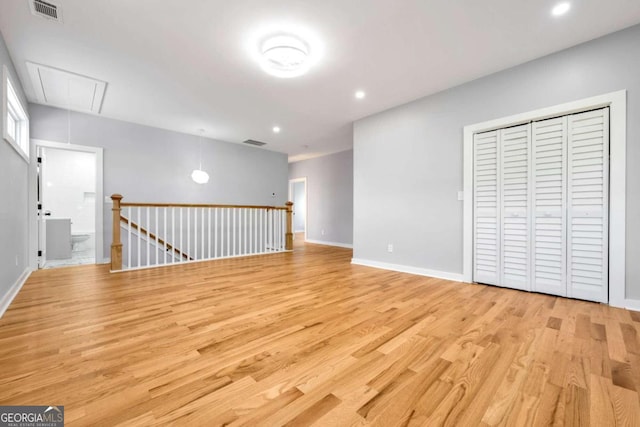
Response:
[[288, 177, 308, 241], [463, 90, 626, 308], [29, 139, 105, 267]]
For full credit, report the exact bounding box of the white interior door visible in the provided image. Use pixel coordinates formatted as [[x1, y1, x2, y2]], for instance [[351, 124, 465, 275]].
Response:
[[37, 147, 47, 268], [567, 108, 609, 303], [473, 107, 609, 303], [473, 131, 500, 286], [499, 124, 531, 291], [531, 117, 567, 296]]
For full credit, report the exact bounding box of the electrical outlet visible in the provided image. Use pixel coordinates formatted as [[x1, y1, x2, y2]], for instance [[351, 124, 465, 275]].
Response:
[[15, 255, 18, 266], [387, 244, 393, 253]]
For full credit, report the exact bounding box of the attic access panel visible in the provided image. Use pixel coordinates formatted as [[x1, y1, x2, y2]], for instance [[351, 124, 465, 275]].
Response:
[[26, 62, 107, 114]]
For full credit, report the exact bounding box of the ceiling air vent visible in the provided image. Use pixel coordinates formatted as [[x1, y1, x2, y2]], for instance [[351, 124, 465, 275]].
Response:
[[30, 0, 63, 23], [243, 139, 267, 147]]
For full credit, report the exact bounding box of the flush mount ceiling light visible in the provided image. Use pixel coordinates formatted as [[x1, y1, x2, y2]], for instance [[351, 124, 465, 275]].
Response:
[[260, 34, 310, 78], [552, 2, 571, 16], [355, 90, 366, 99], [273, 126, 281, 133], [248, 24, 323, 79]]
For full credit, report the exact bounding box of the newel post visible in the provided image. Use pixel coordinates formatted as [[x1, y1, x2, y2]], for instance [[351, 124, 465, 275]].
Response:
[[285, 201, 294, 251], [111, 194, 123, 271]]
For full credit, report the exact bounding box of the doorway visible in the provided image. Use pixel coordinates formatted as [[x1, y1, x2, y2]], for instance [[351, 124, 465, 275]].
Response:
[[289, 178, 307, 241], [35, 141, 104, 269]]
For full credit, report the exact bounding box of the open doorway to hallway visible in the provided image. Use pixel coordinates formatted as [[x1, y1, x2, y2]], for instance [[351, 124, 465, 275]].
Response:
[[289, 177, 307, 242]]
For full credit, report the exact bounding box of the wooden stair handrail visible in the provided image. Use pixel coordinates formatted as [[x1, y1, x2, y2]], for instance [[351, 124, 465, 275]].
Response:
[[120, 202, 288, 210], [120, 215, 192, 261]]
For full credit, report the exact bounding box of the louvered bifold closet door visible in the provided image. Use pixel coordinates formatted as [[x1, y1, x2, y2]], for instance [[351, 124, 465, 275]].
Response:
[[473, 131, 500, 285], [567, 108, 609, 303], [499, 124, 531, 291], [532, 117, 567, 296]]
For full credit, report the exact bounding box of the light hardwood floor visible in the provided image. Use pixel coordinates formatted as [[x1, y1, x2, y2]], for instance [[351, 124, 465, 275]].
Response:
[[1, 242, 639, 426]]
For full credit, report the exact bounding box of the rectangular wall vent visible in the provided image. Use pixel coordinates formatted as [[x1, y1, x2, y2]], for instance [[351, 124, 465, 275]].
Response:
[[243, 139, 267, 147], [30, 0, 63, 22]]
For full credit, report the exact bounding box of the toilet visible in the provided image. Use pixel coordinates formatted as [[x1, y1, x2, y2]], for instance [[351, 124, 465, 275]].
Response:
[[71, 234, 90, 252]]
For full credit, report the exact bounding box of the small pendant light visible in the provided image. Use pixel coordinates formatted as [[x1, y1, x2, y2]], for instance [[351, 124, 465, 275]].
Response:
[[191, 129, 210, 184]]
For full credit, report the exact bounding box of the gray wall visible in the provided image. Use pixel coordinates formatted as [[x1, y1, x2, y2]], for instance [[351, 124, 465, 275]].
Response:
[[0, 31, 29, 305], [30, 104, 289, 259], [289, 150, 353, 245], [354, 24, 640, 299]]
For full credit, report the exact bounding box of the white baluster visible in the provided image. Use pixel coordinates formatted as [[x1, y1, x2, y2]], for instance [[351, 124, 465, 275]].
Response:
[[127, 207, 131, 270], [262, 209, 266, 253], [145, 207, 150, 266], [207, 208, 211, 259], [270, 209, 274, 252], [163, 207, 167, 265], [180, 208, 184, 263], [238, 208, 242, 255], [233, 208, 236, 256], [194, 207, 198, 260], [250, 208, 254, 255], [137, 207, 141, 268], [259, 209, 262, 253], [154, 207, 159, 265], [244, 209, 248, 255], [171, 207, 175, 264], [225, 208, 230, 257], [214, 208, 218, 258], [278, 209, 281, 251], [188, 207, 192, 261], [200, 208, 207, 259]]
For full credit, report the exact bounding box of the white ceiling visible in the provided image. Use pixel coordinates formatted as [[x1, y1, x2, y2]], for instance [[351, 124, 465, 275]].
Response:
[[1, 1, 639, 162]]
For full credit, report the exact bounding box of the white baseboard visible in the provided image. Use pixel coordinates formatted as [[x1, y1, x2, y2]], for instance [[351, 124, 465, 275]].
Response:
[[623, 298, 640, 312], [305, 239, 353, 249], [351, 258, 464, 282], [0, 268, 32, 318]]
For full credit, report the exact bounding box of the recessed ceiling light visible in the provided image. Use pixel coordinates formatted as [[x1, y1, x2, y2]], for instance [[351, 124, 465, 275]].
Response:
[[355, 90, 366, 99], [273, 126, 281, 133], [552, 2, 571, 16]]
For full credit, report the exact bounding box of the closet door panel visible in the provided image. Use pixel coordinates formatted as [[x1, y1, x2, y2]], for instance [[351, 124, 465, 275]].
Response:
[[567, 108, 609, 303], [532, 117, 567, 296], [474, 131, 500, 285], [499, 124, 530, 291]]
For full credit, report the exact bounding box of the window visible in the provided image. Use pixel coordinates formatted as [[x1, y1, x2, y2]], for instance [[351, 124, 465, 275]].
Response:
[[3, 65, 29, 161]]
